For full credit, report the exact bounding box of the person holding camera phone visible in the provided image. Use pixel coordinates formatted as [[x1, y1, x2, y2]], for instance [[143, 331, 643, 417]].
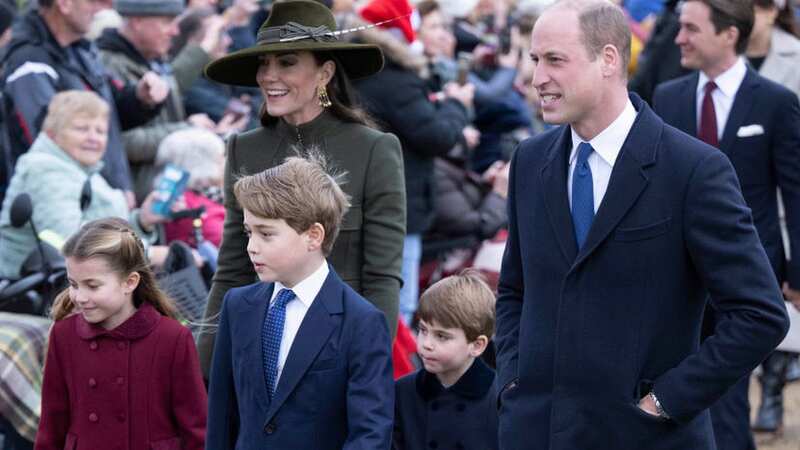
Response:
[[0, 91, 180, 280], [97, 0, 236, 204]]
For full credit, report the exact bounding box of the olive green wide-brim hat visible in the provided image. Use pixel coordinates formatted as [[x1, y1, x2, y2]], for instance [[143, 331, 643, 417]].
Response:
[[205, 0, 384, 87]]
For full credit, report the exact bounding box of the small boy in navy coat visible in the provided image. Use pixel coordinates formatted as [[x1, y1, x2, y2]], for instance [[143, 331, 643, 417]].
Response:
[[394, 270, 498, 450], [206, 155, 394, 450]]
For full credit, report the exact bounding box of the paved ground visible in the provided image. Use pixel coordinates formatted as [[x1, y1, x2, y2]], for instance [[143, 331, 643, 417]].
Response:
[[751, 375, 800, 450]]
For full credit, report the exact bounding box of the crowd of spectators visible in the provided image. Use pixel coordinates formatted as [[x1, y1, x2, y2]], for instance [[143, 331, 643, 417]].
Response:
[[1, 0, 800, 449]]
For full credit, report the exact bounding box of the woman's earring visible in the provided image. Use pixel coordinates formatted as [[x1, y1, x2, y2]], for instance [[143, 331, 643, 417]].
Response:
[[317, 85, 332, 108]]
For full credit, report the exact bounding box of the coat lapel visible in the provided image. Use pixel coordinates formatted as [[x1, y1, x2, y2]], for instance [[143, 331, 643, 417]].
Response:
[[573, 97, 659, 268], [540, 127, 579, 264], [242, 282, 275, 410], [264, 269, 343, 424], [680, 73, 699, 138], [719, 69, 758, 154]]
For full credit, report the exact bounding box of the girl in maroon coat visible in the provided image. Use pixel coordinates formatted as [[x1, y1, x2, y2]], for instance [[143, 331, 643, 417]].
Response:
[[35, 218, 207, 450]]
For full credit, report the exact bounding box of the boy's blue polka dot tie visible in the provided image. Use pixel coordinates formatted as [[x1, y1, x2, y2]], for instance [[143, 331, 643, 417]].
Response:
[[572, 142, 595, 249], [262, 288, 295, 400]]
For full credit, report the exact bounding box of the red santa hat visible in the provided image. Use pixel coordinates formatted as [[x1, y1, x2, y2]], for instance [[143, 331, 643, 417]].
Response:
[[359, 0, 416, 44]]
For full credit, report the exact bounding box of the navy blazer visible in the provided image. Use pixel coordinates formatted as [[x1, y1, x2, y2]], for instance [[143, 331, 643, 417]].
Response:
[[495, 94, 789, 450], [653, 69, 800, 287], [206, 268, 394, 450]]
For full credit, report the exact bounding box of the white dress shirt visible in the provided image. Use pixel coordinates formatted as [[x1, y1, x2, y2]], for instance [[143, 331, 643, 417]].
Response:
[[269, 261, 329, 383], [568, 99, 638, 212], [696, 57, 748, 141]]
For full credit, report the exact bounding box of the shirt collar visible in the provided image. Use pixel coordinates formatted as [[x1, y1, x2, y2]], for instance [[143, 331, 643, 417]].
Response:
[[569, 99, 637, 167], [272, 261, 329, 308], [698, 57, 747, 100]]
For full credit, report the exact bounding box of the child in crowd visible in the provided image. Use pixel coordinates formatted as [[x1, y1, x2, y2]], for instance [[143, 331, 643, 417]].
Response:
[[394, 270, 498, 450], [35, 218, 207, 450], [206, 155, 394, 450]]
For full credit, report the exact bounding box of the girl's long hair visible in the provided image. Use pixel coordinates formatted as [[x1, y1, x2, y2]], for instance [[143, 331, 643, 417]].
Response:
[[51, 218, 177, 321]]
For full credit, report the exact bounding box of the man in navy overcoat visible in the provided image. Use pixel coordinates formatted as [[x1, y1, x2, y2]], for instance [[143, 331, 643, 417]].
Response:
[[495, 2, 789, 450]]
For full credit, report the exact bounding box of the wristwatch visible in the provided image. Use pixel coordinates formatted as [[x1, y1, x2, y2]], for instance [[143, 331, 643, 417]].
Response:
[[648, 391, 670, 420]]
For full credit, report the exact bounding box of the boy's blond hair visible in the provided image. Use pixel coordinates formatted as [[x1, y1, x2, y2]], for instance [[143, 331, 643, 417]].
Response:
[[233, 152, 350, 255], [418, 269, 496, 342], [42, 90, 109, 135]]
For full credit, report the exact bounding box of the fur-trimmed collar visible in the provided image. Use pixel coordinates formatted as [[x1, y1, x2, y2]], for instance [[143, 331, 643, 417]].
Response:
[[416, 357, 495, 401], [74, 303, 161, 340], [335, 12, 428, 77]]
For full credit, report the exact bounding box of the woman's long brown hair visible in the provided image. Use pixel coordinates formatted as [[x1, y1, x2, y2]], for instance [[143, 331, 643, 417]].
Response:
[[259, 51, 377, 129], [51, 218, 177, 321]]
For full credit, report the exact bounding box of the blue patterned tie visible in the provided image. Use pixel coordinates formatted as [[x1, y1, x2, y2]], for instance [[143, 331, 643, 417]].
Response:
[[262, 288, 295, 400], [572, 142, 595, 249]]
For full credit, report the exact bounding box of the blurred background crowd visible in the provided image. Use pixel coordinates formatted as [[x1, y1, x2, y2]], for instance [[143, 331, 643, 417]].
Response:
[[0, 0, 799, 448]]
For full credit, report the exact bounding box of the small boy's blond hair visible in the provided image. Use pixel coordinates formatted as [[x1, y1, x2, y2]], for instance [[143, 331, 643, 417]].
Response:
[[418, 269, 496, 342], [233, 153, 350, 255]]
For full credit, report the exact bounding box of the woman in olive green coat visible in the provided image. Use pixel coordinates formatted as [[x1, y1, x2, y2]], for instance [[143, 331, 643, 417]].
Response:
[[196, 0, 405, 377]]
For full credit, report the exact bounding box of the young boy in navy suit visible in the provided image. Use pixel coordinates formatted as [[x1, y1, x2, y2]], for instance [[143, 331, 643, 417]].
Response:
[[206, 155, 394, 450], [393, 270, 498, 450]]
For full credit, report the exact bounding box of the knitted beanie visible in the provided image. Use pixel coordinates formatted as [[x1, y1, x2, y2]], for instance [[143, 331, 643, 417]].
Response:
[[113, 0, 183, 17]]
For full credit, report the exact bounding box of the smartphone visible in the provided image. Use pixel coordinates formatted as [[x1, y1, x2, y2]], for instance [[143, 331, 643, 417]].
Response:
[[151, 164, 190, 217], [457, 52, 472, 85]]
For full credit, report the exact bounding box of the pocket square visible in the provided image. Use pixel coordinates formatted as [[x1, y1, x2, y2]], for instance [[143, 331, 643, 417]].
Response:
[[737, 124, 764, 137]]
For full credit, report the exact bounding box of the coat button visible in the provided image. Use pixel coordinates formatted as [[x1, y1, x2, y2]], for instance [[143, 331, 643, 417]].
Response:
[[428, 440, 438, 449], [456, 403, 466, 412], [116, 377, 125, 385], [117, 413, 126, 423], [88, 378, 97, 388], [264, 423, 276, 434], [88, 413, 98, 423], [430, 401, 439, 411], [89, 341, 98, 350], [117, 342, 126, 350]]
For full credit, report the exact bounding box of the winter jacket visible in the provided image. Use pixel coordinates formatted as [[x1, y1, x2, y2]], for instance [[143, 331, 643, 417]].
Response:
[[35, 303, 207, 450], [393, 358, 498, 450], [628, 3, 689, 104], [758, 27, 800, 99], [0, 133, 156, 279], [426, 158, 506, 243], [97, 28, 211, 203], [196, 110, 405, 378], [163, 189, 224, 248], [351, 22, 470, 234], [0, 10, 158, 203]]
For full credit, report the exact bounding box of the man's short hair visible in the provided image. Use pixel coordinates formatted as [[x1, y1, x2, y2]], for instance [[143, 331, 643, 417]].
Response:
[[550, 0, 632, 78], [233, 152, 350, 256], [418, 270, 496, 342], [42, 90, 110, 135], [685, 0, 754, 54]]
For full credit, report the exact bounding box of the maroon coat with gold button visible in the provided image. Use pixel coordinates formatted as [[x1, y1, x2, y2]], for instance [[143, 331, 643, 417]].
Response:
[[35, 303, 207, 450]]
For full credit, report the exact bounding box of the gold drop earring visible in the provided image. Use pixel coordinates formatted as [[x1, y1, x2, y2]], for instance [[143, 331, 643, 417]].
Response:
[[317, 85, 332, 108]]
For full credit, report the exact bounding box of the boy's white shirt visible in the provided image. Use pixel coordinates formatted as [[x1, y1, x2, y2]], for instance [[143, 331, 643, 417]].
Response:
[[269, 260, 329, 383]]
